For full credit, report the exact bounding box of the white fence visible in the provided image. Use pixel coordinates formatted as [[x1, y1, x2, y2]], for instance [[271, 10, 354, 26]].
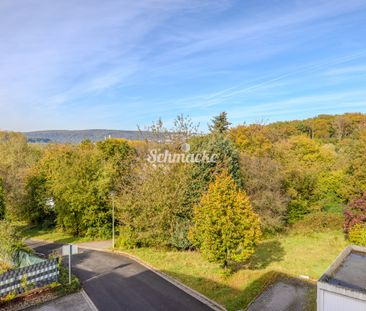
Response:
[[0, 258, 59, 297]]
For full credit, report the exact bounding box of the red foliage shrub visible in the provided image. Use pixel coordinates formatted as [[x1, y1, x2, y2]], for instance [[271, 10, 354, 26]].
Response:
[[344, 192, 366, 233]]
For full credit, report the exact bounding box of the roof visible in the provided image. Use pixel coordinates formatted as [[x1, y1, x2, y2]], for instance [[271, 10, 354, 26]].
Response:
[[319, 245, 366, 297]]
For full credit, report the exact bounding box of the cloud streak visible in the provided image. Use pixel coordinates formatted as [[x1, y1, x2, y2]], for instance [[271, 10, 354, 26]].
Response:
[[0, 0, 366, 130]]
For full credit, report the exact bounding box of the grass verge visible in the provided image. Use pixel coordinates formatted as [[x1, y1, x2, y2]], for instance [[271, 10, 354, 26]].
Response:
[[20, 226, 94, 244], [118, 230, 347, 311]]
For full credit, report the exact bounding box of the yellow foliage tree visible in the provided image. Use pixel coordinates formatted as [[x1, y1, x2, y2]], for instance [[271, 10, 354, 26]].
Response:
[[190, 171, 261, 267]]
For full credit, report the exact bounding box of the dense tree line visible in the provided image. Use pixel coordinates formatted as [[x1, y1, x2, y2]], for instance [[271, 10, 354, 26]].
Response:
[[229, 113, 366, 232], [1, 112, 366, 264], [25, 139, 135, 237]]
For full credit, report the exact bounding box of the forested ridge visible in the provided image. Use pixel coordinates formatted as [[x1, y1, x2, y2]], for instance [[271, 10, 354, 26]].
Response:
[[2, 112, 366, 267], [24, 129, 148, 144]]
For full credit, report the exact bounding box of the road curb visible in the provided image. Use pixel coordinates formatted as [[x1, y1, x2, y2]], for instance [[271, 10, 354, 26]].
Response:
[[77, 245, 226, 311], [81, 288, 99, 311]]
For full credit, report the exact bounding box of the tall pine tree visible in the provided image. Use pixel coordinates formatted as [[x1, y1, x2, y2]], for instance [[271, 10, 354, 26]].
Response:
[[209, 112, 231, 134]]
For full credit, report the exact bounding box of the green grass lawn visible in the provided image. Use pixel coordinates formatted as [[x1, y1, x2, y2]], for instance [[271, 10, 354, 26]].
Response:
[[20, 226, 94, 244], [118, 230, 347, 311], [22, 226, 348, 311]]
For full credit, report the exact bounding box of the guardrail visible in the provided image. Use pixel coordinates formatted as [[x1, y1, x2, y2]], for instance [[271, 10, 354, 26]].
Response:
[[0, 258, 59, 297]]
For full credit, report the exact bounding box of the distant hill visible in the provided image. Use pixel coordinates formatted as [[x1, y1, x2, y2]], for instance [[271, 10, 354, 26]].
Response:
[[24, 129, 149, 144]]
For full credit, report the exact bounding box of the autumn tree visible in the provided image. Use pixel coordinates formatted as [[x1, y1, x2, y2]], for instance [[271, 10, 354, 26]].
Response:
[[0, 132, 39, 219], [35, 140, 135, 237], [229, 124, 273, 157], [313, 170, 347, 212], [259, 113, 366, 143], [118, 162, 192, 249], [190, 171, 261, 267], [344, 128, 366, 198], [96, 138, 137, 192], [118, 115, 202, 249], [274, 135, 337, 222], [333, 114, 364, 139], [240, 155, 288, 232]]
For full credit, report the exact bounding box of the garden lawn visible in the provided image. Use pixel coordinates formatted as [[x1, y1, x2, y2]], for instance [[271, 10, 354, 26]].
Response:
[[21, 227, 348, 311], [119, 230, 347, 311], [20, 226, 93, 244]]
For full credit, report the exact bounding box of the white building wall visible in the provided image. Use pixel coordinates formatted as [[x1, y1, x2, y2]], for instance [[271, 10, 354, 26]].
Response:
[[318, 288, 366, 311]]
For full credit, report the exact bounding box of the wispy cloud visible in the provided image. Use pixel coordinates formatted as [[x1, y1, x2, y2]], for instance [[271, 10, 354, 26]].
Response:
[[324, 65, 366, 76], [185, 91, 366, 125], [1, 0, 366, 130], [143, 50, 366, 114], [0, 1, 229, 109]]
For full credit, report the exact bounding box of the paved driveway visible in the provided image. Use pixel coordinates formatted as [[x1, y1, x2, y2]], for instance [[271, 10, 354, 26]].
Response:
[[31, 292, 94, 311], [26, 240, 216, 311], [247, 276, 315, 311]]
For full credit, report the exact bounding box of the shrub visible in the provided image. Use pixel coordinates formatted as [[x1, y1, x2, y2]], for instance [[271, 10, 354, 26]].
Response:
[[314, 170, 347, 209], [0, 262, 11, 274], [57, 265, 81, 294], [170, 218, 192, 250], [0, 221, 21, 266], [344, 192, 366, 233], [189, 171, 261, 267], [349, 224, 366, 246], [118, 163, 192, 249], [1, 291, 16, 303], [116, 227, 140, 249], [291, 212, 343, 234], [287, 199, 310, 224]]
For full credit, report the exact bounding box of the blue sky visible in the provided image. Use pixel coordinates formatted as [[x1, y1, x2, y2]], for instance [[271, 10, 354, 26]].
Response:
[[1, 0, 366, 131]]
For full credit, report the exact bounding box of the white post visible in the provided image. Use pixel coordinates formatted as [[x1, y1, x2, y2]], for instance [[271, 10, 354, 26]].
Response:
[[69, 244, 72, 284], [110, 190, 116, 249], [112, 197, 115, 249]]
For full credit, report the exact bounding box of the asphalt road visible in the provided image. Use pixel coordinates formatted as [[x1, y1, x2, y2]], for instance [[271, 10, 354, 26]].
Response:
[[26, 240, 215, 311]]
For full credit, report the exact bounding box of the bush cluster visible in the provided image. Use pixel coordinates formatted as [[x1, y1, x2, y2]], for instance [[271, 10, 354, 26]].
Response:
[[349, 224, 366, 246], [343, 192, 366, 233]]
